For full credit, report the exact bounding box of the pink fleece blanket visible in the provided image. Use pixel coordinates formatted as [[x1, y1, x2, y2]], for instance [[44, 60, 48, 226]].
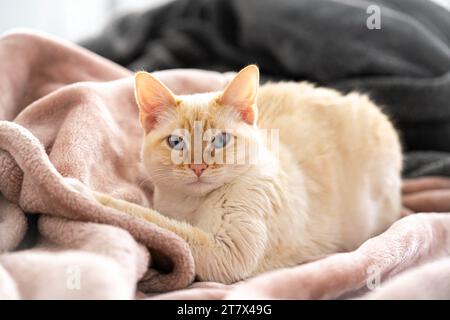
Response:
[[1, 31, 450, 299]]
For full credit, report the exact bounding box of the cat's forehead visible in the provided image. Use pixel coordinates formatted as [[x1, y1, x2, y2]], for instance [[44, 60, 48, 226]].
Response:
[[173, 92, 225, 126], [161, 91, 239, 131], [177, 92, 220, 109]]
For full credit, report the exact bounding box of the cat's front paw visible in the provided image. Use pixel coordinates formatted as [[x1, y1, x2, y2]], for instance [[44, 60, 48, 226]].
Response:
[[64, 177, 96, 202]]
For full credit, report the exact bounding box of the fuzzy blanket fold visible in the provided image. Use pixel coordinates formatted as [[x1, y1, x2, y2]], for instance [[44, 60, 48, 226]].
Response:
[[0, 31, 233, 298], [1, 31, 450, 300]]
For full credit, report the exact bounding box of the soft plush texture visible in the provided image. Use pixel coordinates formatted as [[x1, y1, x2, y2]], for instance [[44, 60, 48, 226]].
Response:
[[1, 30, 450, 299], [0, 31, 234, 298]]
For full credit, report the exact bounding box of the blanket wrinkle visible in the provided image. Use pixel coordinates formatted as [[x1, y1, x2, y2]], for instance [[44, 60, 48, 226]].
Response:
[[363, 257, 450, 299], [0, 215, 150, 299], [0, 198, 27, 252], [0, 31, 213, 297], [37, 216, 149, 281], [0, 96, 195, 294]]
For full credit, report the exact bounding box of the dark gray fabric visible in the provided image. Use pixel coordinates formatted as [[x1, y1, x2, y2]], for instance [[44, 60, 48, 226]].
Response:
[[404, 151, 450, 178], [82, 0, 450, 177]]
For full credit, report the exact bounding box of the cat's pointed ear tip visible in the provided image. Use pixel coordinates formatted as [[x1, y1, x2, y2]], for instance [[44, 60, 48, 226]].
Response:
[[135, 71, 152, 80], [135, 72, 148, 86], [242, 64, 259, 74], [134, 71, 170, 91], [241, 65, 260, 83]]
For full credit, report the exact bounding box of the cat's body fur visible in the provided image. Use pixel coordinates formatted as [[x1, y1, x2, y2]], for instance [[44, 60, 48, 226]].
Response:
[[68, 66, 402, 284]]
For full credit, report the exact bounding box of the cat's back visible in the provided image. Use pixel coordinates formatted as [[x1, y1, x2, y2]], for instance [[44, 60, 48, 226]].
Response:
[[257, 81, 401, 173], [258, 81, 391, 143], [257, 81, 402, 250]]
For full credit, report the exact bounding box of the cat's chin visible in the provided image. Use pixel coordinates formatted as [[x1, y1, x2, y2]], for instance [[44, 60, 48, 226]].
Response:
[[186, 181, 211, 187], [183, 180, 220, 196], [153, 179, 220, 197]]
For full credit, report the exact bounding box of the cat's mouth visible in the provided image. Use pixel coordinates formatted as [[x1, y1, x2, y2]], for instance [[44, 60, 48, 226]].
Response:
[[185, 175, 216, 186], [187, 180, 212, 186]]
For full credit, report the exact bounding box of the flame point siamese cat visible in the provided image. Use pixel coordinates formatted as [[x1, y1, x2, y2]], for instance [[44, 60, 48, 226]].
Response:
[[67, 65, 402, 284]]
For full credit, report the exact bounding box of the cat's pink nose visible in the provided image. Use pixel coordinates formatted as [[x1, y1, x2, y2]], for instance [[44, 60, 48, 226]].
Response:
[[189, 164, 208, 177]]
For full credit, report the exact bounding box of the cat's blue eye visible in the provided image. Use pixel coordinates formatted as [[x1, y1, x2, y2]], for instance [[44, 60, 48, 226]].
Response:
[[212, 132, 231, 149], [167, 135, 185, 150]]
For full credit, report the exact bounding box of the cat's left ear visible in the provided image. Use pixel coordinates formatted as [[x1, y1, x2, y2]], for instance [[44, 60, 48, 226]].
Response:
[[135, 71, 177, 134], [218, 65, 259, 125]]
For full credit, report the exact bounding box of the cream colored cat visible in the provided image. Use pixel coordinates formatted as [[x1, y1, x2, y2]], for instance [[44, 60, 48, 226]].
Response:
[[67, 65, 402, 284]]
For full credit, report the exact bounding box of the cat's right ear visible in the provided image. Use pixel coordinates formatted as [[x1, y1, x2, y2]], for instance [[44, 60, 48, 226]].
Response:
[[218, 65, 259, 125], [135, 72, 177, 134]]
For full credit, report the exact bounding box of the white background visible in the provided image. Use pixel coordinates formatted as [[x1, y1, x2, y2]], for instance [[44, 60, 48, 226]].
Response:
[[0, 0, 172, 41]]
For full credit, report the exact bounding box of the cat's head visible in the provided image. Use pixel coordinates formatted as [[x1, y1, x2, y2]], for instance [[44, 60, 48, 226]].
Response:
[[135, 65, 262, 196]]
